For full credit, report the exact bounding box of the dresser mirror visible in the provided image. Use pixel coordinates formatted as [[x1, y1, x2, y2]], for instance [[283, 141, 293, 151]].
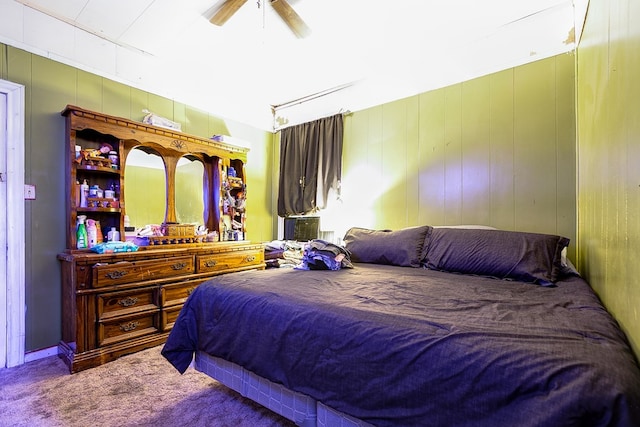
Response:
[[123, 146, 167, 228], [175, 155, 205, 225]]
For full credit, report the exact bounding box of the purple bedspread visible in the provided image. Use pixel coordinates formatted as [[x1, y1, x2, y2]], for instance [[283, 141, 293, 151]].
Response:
[[162, 263, 640, 427]]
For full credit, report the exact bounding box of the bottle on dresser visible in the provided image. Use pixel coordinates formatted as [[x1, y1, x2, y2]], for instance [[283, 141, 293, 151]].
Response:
[[86, 219, 98, 248], [76, 215, 88, 249], [80, 179, 89, 208], [107, 227, 120, 242]]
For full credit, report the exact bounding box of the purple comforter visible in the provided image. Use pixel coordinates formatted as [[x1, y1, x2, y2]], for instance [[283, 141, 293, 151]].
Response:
[[162, 263, 640, 427]]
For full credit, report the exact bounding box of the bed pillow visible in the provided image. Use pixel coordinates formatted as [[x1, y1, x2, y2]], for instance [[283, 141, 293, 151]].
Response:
[[422, 225, 497, 260], [422, 228, 569, 286], [343, 225, 432, 267]]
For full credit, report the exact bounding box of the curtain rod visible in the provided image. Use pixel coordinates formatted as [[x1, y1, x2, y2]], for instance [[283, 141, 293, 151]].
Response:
[[273, 108, 352, 132], [271, 81, 356, 112]]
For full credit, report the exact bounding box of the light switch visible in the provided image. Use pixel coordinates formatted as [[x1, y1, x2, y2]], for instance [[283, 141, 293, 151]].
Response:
[[24, 184, 36, 200]]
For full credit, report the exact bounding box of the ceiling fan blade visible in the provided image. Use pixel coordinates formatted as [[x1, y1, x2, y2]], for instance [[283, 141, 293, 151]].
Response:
[[270, 0, 311, 38], [210, 0, 248, 26]]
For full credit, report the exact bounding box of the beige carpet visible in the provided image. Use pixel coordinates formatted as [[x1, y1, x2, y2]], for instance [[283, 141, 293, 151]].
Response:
[[0, 346, 296, 427]]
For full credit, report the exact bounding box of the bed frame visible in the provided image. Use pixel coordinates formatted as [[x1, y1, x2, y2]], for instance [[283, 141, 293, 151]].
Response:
[[195, 351, 373, 427]]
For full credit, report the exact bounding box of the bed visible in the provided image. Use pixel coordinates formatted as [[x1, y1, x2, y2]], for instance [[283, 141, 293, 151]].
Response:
[[162, 226, 640, 427]]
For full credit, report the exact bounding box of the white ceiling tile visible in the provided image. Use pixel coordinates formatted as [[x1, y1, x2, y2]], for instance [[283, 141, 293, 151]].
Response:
[[74, 28, 117, 75], [23, 5, 76, 60], [0, 0, 25, 45], [75, 0, 155, 39], [115, 45, 164, 87], [16, 0, 90, 20], [118, 0, 210, 51]]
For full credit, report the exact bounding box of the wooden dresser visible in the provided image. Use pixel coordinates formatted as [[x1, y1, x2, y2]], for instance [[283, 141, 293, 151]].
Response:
[[58, 106, 265, 373], [58, 243, 264, 373]]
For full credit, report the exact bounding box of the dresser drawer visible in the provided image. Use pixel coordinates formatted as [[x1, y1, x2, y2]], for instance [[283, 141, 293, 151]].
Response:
[[98, 311, 159, 347], [92, 256, 195, 287], [161, 305, 183, 331], [197, 249, 263, 273], [161, 279, 208, 308], [97, 287, 159, 321]]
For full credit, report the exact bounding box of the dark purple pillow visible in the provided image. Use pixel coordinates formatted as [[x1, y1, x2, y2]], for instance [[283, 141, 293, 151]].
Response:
[[343, 226, 432, 267], [422, 228, 569, 286]]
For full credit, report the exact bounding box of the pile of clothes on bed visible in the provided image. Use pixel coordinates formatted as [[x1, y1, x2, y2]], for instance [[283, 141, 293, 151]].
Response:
[[264, 239, 353, 270]]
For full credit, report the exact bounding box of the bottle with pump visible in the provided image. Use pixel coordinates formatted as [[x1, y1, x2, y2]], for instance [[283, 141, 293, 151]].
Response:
[[80, 179, 89, 207], [76, 215, 88, 249]]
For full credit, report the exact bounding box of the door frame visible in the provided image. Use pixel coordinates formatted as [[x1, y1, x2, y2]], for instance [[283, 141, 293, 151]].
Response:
[[0, 79, 25, 368]]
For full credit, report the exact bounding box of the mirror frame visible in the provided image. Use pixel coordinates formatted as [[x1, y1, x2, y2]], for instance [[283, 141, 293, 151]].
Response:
[[121, 135, 247, 237]]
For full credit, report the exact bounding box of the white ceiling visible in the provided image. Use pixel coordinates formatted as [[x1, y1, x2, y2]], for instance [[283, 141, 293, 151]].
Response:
[[1, 0, 588, 131]]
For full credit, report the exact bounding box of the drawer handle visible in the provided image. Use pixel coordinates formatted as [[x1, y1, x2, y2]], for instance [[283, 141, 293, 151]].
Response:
[[118, 297, 138, 307], [172, 262, 187, 270], [105, 270, 128, 280], [204, 260, 217, 267], [120, 321, 139, 332], [246, 255, 256, 262]]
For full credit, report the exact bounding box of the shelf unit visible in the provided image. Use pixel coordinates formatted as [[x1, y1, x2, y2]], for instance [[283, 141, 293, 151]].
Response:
[[68, 128, 124, 249], [62, 105, 250, 247]]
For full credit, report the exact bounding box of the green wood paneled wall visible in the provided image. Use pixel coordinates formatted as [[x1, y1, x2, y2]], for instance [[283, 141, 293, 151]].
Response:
[[577, 0, 640, 356], [342, 54, 576, 261], [1, 44, 275, 352]]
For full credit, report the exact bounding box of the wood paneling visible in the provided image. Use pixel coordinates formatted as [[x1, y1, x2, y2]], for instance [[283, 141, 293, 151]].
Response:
[[102, 80, 131, 118], [344, 54, 576, 261], [184, 105, 208, 137], [76, 72, 103, 112], [26, 55, 77, 349], [0, 44, 6, 77], [461, 76, 491, 225], [488, 69, 515, 230], [513, 58, 558, 233], [129, 87, 149, 122], [443, 85, 463, 225], [577, 0, 640, 356], [417, 89, 446, 225]]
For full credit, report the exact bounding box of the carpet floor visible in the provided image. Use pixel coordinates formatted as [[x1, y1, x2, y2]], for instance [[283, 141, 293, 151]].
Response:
[[0, 346, 296, 427]]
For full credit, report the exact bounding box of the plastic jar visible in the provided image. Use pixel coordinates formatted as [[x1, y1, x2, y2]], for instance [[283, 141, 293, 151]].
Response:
[[108, 151, 119, 169], [107, 227, 120, 242], [89, 185, 100, 197]]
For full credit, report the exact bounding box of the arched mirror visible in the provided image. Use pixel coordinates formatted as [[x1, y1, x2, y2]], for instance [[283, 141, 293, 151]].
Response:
[[124, 147, 167, 228], [175, 155, 205, 226]]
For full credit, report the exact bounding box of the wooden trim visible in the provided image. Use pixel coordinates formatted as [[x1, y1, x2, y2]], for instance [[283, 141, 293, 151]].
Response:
[[62, 105, 248, 161], [1, 79, 25, 368]]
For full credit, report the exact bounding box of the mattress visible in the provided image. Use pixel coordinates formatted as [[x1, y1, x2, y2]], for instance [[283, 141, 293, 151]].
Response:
[[163, 263, 640, 427]]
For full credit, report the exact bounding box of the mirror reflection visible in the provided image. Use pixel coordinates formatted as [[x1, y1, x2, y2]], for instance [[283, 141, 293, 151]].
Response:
[[124, 147, 166, 228], [175, 155, 205, 225]]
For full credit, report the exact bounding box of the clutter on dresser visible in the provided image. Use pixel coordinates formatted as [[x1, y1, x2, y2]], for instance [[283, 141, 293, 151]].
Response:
[[141, 109, 182, 131], [75, 142, 118, 170]]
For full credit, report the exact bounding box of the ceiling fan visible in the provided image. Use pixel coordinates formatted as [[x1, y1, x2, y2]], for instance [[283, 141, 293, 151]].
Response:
[[209, 0, 311, 38]]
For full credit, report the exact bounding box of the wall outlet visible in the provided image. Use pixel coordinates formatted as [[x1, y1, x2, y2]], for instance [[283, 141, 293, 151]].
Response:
[[24, 184, 36, 200]]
